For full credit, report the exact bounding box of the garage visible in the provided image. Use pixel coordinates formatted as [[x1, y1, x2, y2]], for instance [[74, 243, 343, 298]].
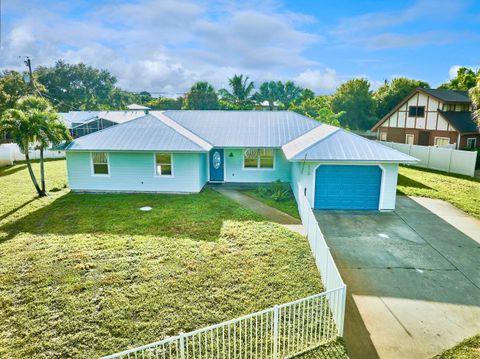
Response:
[[314, 165, 382, 210]]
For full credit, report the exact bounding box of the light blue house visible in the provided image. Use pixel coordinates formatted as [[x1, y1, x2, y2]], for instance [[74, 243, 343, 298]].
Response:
[[66, 111, 416, 210]]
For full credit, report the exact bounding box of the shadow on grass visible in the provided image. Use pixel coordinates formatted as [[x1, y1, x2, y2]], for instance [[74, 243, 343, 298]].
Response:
[[0, 189, 264, 243], [0, 198, 36, 221], [0, 164, 27, 177], [397, 174, 434, 191]]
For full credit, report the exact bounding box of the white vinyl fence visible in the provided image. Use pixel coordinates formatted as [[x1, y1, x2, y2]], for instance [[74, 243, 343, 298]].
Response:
[[100, 187, 347, 359], [101, 288, 345, 359], [0, 143, 65, 167], [295, 184, 346, 295], [378, 141, 477, 177]]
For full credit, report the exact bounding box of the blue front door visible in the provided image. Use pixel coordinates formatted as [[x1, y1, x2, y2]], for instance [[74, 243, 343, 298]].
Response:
[[209, 149, 224, 181], [314, 165, 381, 210]]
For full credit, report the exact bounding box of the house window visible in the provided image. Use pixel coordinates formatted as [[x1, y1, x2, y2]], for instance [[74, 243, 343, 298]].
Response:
[[408, 106, 425, 118], [92, 152, 109, 175], [155, 153, 172, 176], [379, 132, 387, 141], [434, 137, 450, 146], [244, 148, 274, 169], [466, 138, 477, 149], [405, 134, 414, 145]]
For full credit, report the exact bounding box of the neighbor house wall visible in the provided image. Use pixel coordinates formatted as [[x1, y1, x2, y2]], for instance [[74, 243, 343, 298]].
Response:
[[67, 151, 205, 193], [223, 149, 291, 183], [291, 161, 399, 210]]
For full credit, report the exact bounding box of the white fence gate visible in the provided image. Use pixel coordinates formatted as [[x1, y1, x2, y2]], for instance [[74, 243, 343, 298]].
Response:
[[378, 141, 477, 177], [0, 143, 65, 167], [100, 187, 347, 359]]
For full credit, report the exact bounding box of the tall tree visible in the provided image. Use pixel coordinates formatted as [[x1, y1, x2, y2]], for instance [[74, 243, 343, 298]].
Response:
[[0, 70, 40, 118], [290, 96, 344, 127], [279, 81, 303, 108], [439, 67, 479, 91], [35, 60, 119, 111], [255, 81, 282, 110], [374, 77, 430, 119], [183, 82, 218, 110], [219, 74, 255, 108], [331, 79, 376, 130], [0, 96, 70, 196], [469, 74, 480, 126]]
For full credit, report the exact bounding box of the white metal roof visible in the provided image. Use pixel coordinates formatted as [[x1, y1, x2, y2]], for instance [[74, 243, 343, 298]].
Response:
[[289, 129, 418, 163], [66, 114, 207, 152]]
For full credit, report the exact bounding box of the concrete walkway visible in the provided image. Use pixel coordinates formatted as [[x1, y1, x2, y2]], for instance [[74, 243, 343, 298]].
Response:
[[211, 185, 305, 235], [315, 196, 480, 359]]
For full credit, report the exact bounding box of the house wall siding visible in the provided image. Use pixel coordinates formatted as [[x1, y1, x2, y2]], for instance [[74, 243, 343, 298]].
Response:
[[381, 128, 458, 146], [67, 151, 204, 193], [223, 149, 291, 183], [291, 161, 398, 211]]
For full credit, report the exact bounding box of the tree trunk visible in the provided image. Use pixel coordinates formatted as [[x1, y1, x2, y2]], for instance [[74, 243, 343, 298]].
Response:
[[25, 152, 45, 197], [40, 148, 46, 194], [269, 100, 274, 111]]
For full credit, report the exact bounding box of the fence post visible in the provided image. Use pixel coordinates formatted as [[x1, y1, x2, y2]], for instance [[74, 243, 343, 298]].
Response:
[[426, 146, 431, 168], [447, 148, 453, 173], [179, 332, 185, 359], [324, 248, 330, 289], [338, 285, 347, 336], [273, 305, 279, 358]]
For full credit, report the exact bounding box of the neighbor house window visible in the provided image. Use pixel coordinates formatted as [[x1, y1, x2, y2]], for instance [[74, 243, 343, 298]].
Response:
[[244, 149, 274, 169], [92, 152, 109, 175], [379, 132, 387, 141], [408, 106, 425, 117], [405, 134, 414, 145], [155, 153, 172, 176], [434, 137, 450, 146], [466, 138, 477, 149]]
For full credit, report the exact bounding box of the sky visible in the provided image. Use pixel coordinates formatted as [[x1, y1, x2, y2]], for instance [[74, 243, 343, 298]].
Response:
[[0, 0, 479, 95]]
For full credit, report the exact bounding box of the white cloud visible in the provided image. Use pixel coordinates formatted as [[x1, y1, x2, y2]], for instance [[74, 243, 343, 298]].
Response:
[[0, 0, 320, 93], [294, 68, 342, 94]]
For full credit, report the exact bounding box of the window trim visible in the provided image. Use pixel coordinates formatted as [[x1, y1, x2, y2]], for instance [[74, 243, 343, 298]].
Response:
[[466, 137, 477, 149], [90, 152, 110, 177], [242, 148, 275, 171], [154, 153, 174, 177], [434, 136, 451, 146], [379, 132, 387, 141], [405, 134, 414, 145], [408, 106, 425, 118]]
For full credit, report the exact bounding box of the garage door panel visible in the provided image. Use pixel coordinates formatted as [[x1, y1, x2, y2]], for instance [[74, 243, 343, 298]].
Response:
[[314, 165, 381, 210]]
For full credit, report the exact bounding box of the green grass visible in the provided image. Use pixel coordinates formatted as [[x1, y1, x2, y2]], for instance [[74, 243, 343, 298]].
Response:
[[240, 188, 300, 219], [0, 160, 325, 358], [397, 166, 480, 219], [432, 334, 480, 359]]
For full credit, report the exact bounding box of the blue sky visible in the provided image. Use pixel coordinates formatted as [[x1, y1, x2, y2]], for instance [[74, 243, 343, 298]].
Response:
[[1, 0, 479, 94]]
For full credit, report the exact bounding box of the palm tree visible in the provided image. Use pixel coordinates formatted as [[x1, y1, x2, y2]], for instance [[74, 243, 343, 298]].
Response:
[[469, 74, 480, 126], [255, 81, 282, 110], [219, 74, 255, 107], [279, 81, 303, 109], [0, 96, 71, 196], [183, 82, 218, 110]]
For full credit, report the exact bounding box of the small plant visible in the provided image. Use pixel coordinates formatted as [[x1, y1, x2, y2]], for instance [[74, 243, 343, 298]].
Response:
[[255, 180, 291, 202]]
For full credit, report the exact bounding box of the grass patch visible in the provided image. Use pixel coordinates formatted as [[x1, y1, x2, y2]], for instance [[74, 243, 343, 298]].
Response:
[[240, 189, 300, 219], [397, 166, 480, 219], [432, 334, 480, 359], [0, 160, 324, 358]]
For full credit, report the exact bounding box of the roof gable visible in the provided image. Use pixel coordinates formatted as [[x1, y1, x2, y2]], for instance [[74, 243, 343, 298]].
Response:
[[290, 129, 417, 163]]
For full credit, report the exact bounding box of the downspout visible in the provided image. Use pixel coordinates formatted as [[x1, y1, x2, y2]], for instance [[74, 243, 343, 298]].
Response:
[[457, 132, 461, 149]]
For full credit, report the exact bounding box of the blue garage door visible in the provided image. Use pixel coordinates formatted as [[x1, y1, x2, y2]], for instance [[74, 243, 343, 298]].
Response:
[[314, 165, 381, 210]]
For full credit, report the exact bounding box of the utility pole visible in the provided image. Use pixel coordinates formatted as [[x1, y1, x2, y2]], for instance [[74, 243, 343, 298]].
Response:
[[24, 56, 34, 87]]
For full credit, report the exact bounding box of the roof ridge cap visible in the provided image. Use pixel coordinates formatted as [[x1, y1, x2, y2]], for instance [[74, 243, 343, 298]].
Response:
[[282, 123, 339, 160], [152, 112, 213, 151]]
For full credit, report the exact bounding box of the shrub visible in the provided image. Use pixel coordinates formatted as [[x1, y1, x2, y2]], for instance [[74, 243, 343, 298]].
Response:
[[255, 180, 291, 202]]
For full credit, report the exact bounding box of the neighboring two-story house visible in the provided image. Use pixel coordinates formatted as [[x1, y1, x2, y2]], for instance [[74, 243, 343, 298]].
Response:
[[371, 88, 479, 149]]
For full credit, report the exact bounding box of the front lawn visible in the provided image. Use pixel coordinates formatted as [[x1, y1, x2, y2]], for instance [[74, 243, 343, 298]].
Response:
[[397, 166, 480, 219], [240, 185, 300, 220], [432, 334, 480, 359], [0, 160, 324, 358]]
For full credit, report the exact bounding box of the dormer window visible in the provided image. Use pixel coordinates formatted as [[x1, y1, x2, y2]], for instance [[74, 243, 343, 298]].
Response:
[[408, 106, 425, 118]]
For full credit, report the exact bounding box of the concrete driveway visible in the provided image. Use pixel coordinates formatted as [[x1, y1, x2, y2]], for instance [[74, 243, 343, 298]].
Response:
[[314, 196, 480, 359]]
